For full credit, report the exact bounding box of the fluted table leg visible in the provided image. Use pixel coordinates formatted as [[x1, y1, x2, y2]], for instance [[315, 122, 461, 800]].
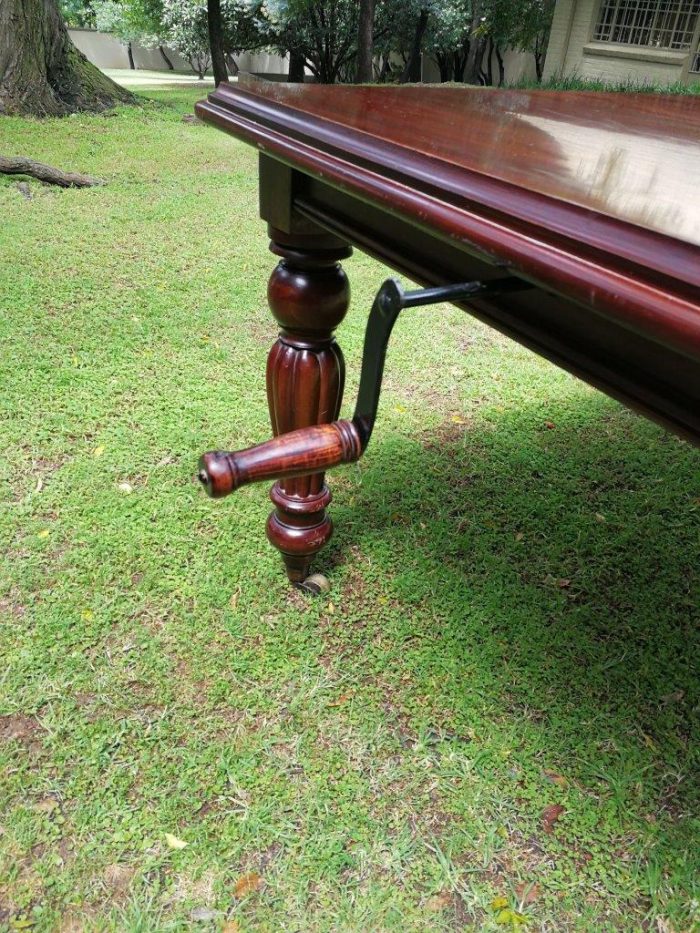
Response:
[[264, 229, 352, 584]]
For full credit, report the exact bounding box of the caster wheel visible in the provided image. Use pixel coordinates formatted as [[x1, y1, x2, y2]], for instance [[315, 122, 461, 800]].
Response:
[[298, 573, 331, 596]]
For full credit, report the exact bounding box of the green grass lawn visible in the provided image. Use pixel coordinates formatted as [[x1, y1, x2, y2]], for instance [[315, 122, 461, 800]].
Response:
[[0, 87, 698, 932]]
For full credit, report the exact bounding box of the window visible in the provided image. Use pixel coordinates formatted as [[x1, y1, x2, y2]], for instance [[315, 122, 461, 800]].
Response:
[[594, 0, 700, 50]]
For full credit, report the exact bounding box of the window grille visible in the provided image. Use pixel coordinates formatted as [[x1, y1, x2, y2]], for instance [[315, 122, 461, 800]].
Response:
[[594, 0, 700, 50]]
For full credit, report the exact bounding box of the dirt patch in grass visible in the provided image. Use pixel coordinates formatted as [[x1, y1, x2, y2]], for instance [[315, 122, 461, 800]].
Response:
[[70, 692, 103, 723], [0, 713, 41, 744], [103, 862, 137, 897], [0, 592, 26, 618], [169, 867, 217, 905], [240, 313, 274, 346], [337, 548, 370, 602], [55, 914, 93, 933], [421, 418, 474, 452], [450, 892, 485, 929]]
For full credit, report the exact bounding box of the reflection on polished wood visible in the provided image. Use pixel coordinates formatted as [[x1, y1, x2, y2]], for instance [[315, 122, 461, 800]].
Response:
[[195, 77, 700, 584], [205, 77, 700, 249]]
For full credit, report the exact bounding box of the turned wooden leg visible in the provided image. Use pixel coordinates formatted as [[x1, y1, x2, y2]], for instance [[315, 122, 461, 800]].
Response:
[[264, 229, 352, 584]]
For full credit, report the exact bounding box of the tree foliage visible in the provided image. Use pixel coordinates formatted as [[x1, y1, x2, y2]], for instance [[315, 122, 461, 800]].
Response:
[[420, 0, 555, 86], [507, 0, 555, 81], [60, 0, 555, 84], [60, 0, 97, 27], [161, 0, 211, 77], [260, 0, 359, 84], [126, 0, 172, 46], [424, 0, 472, 82], [94, 1, 142, 45], [221, 1, 268, 60]]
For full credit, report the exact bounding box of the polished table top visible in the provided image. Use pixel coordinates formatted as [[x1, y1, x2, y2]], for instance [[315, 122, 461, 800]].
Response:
[[197, 77, 700, 347], [196, 77, 700, 443], [210, 77, 700, 249]]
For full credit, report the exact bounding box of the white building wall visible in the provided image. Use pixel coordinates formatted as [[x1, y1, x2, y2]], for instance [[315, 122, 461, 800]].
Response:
[[422, 48, 537, 84], [131, 44, 191, 72], [69, 29, 288, 76], [69, 29, 191, 71], [236, 51, 289, 80], [502, 47, 539, 83], [70, 28, 130, 69], [542, 0, 576, 78], [578, 48, 687, 83]]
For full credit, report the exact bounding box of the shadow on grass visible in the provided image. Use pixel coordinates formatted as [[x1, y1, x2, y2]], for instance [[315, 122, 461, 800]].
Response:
[[324, 390, 698, 826]]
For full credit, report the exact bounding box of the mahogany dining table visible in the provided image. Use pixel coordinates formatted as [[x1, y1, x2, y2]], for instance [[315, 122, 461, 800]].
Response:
[[195, 76, 700, 589]]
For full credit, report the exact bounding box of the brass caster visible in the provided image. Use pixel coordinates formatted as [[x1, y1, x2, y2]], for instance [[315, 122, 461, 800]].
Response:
[[298, 573, 331, 596]]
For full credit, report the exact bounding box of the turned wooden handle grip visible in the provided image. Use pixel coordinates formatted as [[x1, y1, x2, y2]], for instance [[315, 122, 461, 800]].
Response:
[[198, 419, 364, 498]]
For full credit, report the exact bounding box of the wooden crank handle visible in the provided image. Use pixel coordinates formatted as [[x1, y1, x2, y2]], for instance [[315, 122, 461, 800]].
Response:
[[198, 419, 365, 499]]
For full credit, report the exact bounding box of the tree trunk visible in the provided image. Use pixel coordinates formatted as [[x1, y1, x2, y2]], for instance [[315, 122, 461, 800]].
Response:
[[288, 50, 305, 83], [465, 35, 487, 85], [207, 0, 228, 86], [159, 45, 174, 71], [534, 34, 544, 82], [127, 41, 135, 70], [399, 8, 429, 84], [495, 43, 505, 86], [436, 53, 450, 83], [453, 41, 469, 81], [0, 0, 133, 115], [483, 38, 494, 86], [356, 0, 375, 83]]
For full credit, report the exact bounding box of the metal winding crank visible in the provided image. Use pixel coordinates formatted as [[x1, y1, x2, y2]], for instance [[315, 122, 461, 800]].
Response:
[[198, 275, 530, 500]]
